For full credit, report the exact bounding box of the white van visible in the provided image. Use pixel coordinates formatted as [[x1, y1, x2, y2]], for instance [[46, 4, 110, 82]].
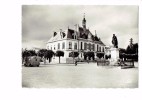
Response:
[[24, 56, 41, 67]]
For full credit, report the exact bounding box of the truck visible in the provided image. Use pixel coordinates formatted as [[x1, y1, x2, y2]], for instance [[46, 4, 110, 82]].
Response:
[[24, 56, 41, 67]]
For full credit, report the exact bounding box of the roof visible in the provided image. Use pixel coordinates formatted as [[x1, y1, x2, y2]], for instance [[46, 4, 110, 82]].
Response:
[[47, 26, 105, 46], [47, 30, 68, 43]]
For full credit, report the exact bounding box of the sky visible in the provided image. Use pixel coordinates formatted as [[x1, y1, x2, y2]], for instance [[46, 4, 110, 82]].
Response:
[[22, 5, 138, 49]]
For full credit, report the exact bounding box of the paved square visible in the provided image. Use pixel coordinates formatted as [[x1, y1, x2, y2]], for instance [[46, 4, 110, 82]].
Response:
[[22, 62, 138, 88]]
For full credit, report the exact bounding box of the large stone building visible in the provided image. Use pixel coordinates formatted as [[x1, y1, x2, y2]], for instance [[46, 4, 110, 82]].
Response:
[[46, 15, 105, 63]]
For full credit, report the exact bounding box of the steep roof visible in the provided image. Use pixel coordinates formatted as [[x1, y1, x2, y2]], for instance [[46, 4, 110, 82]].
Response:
[[67, 29, 74, 39], [47, 27, 105, 46], [47, 30, 68, 43]]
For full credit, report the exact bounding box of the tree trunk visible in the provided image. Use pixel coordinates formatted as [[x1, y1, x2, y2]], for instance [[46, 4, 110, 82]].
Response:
[[59, 56, 60, 63], [49, 58, 50, 63], [44, 58, 46, 65]]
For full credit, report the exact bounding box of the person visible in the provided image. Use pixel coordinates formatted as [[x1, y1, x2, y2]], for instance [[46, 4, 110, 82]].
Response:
[[112, 34, 118, 48]]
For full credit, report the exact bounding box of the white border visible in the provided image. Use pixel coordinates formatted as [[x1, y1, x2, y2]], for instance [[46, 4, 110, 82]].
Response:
[[0, 0, 142, 100]]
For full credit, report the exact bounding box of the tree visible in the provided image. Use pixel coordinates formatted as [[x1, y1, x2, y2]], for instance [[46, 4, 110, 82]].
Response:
[[22, 49, 37, 64], [22, 49, 37, 58], [133, 43, 138, 54], [84, 51, 94, 60], [105, 54, 111, 59], [37, 49, 47, 64], [119, 48, 126, 60], [56, 50, 64, 63], [133, 43, 138, 61], [125, 39, 138, 61], [37, 49, 54, 63], [44, 50, 55, 63], [37, 49, 47, 58], [96, 52, 104, 59], [69, 51, 79, 63]]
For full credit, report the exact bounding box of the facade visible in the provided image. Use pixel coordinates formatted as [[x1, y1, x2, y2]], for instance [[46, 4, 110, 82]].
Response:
[[46, 15, 105, 63]]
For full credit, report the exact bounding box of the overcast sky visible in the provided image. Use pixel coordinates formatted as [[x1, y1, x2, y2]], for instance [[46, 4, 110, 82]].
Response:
[[22, 5, 138, 49]]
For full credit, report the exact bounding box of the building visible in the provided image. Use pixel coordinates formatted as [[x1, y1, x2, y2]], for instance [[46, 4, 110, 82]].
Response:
[[46, 14, 105, 63]]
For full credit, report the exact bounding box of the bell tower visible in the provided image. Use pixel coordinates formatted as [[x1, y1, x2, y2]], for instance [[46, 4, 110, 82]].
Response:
[[82, 13, 86, 30]]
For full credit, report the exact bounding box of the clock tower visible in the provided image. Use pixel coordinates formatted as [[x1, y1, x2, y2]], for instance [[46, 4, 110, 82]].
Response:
[[82, 13, 86, 31]]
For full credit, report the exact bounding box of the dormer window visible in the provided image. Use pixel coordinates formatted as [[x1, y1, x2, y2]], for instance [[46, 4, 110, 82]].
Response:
[[53, 32, 57, 37], [62, 33, 66, 38]]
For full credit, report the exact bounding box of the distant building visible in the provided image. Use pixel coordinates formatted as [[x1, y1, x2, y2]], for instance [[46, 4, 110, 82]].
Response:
[[32, 47, 41, 53], [46, 14, 105, 63]]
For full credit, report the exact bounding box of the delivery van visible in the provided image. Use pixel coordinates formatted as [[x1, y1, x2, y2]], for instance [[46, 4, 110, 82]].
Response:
[[24, 56, 41, 67]]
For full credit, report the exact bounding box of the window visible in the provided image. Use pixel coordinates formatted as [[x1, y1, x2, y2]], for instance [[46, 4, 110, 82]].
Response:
[[69, 42, 72, 49], [99, 47, 101, 52], [81, 42, 83, 50], [102, 47, 104, 52], [84, 43, 87, 50], [92, 44, 94, 51], [58, 43, 60, 49], [93, 44, 95, 51], [62, 42, 65, 49], [54, 45, 55, 50], [74, 43, 77, 50], [88, 43, 91, 51], [97, 45, 99, 51]]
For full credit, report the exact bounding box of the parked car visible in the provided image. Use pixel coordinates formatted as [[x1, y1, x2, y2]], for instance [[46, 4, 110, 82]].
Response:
[[24, 56, 41, 67]]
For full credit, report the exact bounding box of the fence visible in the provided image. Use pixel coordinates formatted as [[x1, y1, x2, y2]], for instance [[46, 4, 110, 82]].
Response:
[[120, 59, 134, 69], [97, 59, 135, 68]]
